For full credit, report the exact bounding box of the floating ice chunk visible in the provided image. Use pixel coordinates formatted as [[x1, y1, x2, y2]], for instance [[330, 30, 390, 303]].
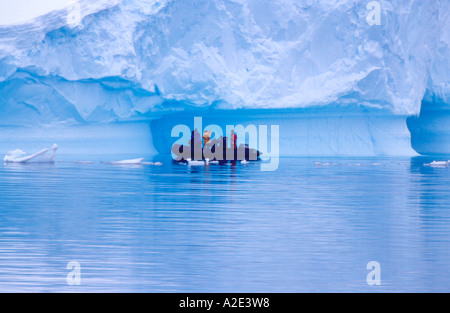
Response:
[[4, 149, 27, 162], [187, 158, 205, 166], [3, 144, 58, 164], [241, 160, 249, 165], [109, 158, 144, 165], [142, 161, 163, 166], [74, 161, 93, 165], [424, 161, 449, 167]]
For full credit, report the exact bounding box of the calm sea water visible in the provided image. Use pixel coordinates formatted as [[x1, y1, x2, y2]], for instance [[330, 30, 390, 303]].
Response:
[[0, 156, 449, 293]]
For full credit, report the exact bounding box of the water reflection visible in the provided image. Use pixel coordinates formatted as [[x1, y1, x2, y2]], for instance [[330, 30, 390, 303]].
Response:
[[0, 157, 448, 292]]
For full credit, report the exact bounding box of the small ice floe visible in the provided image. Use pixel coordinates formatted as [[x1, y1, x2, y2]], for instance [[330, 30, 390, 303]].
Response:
[[187, 158, 205, 166], [424, 161, 449, 168], [74, 161, 93, 165], [142, 162, 163, 166], [210, 161, 219, 165], [372, 163, 381, 166], [241, 160, 249, 165], [315, 162, 331, 166], [109, 158, 144, 165], [3, 144, 58, 164]]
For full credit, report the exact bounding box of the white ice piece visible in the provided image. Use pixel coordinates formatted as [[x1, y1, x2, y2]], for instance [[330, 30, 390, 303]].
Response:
[[424, 161, 449, 167], [3, 144, 58, 163], [109, 158, 144, 165], [187, 158, 205, 166]]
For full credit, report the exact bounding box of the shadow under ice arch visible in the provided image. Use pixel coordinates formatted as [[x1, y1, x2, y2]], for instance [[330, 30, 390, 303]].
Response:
[[151, 105, 417, 158], [407, 94, 450, 156]]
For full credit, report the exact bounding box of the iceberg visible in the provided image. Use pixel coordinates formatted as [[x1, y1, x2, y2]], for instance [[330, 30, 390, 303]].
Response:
[[0, 0, 449, 156], [4, 144, 58, 163]]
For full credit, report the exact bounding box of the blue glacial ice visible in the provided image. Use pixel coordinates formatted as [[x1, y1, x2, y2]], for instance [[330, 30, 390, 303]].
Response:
[[0, 0, 449, 156]]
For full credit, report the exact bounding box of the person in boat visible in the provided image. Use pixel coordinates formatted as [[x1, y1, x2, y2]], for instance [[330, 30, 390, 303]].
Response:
[[204, 135, 223, 155], [219, 131, 237, 162], [212, 135, 223, 153], [189, 129, 202, 160], [203, 130, 212, 146], [202, 130, 220, 160], [223, 129, 237, 161], [189, 128, 201, 146], [230, 130, 237, 149]]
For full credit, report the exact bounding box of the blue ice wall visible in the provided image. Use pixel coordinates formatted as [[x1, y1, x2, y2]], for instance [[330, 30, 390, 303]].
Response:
[[152, 106, 416, 157], [0, 69, 162, 126]]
